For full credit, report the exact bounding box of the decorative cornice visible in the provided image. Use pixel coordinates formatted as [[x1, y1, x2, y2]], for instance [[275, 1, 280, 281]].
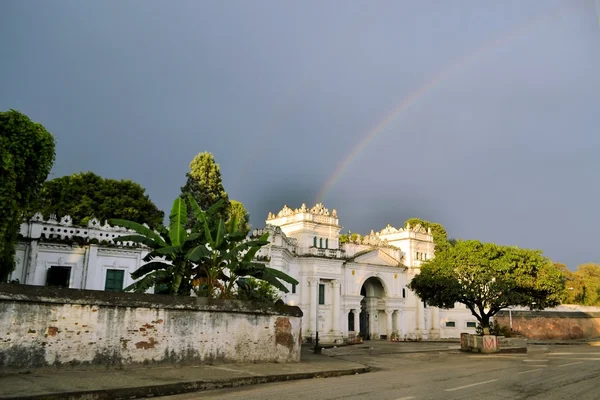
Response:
[[377, 223, 431, 236], [267, 203, 338, 220]]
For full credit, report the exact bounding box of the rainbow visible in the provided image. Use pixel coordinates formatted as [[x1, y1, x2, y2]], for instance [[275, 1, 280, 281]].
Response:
[[317, 3, 578, 203]]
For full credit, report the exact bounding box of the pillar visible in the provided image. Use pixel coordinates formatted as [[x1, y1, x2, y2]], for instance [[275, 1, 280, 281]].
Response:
[[415, 299, 425, 338], [385, 309, 393, 340], [307, 277, 319, 335], [353, 309, 360, 333], [393, 310, 401, 336], [367, 298, 378, 339], [331, 280, 341, 334]]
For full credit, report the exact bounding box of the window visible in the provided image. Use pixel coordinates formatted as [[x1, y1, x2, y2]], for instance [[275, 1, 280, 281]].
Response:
[[466, 321, 477, 328], [416, 252, 419, 260], [318, 283, 325, 304], [319, 238, 323, 248], [313, 237, 317, 247], [105, 269, 125, 292], [292, 283, 296, 294], [46, 266, 71, 288], [423, 253, 427, 260], [325, 238, 328, 249], [445, 321, 456, 328], [402, 288, 406, 298]]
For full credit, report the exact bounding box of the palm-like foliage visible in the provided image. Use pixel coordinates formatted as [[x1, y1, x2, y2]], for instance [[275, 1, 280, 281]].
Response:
[[109, 195, 298, 298]]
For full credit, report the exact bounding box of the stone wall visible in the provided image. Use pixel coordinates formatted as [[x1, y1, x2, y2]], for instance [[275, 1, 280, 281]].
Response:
[[495, 310, 600, 340], [0, 284, 303, 369]]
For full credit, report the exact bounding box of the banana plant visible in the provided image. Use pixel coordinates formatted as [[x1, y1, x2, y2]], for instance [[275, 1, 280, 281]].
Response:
[[109, 197, 224, 295], [110, 194, 298, 299], [186, 196, 298, 299]]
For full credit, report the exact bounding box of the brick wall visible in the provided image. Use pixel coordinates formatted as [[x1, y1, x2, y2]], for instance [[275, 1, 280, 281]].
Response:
[[495, 310, 600, 340], [0, 284, 303, 369]]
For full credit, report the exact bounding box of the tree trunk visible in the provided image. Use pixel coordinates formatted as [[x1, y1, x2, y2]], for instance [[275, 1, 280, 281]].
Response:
[[481, 314, 491, 335]]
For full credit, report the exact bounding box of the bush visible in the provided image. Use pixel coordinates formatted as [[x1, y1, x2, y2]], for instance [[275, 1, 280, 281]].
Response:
[[475, 321, 512, 337], [236, 277, 281, 303]]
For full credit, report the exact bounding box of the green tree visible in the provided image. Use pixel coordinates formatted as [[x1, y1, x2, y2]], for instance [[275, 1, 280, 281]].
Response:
[[32, 172, 164, 228], [110, 195, 297, 298], [229, 200, 250, 235], [569, 264, 600, 306], [404, 218, 450, 253], [0, 110, 55, 281], [180, 152, 230, 227], [408, 240, 565, 334]]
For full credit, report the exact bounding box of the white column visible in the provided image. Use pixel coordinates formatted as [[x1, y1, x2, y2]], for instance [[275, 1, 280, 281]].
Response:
[[415, 299, 425, 337], [308, 277, 319, 335], [385, 309, 393, 340], [331, 280, 341, 334], [393, 310, 401, 336], [353, 309, 360, 333]]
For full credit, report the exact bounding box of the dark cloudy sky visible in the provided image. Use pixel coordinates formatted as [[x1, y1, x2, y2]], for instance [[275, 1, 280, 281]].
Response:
[[2, 1, 599, 268]]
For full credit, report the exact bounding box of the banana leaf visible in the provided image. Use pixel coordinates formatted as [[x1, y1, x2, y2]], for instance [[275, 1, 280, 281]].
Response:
[[130, 261, 173, 280], [155, 246, 181, 256], [109, 219, 168, 247], [214, 219, 225, 248], [187, 195, 208, 223], [124, 270, 172, 293], [186, 244, 211, 261], [263, 266, 299, 285], [247, 268, 289, 293], [206, 198, 225, 216], [169, 197, 187, 247], [226, 214, 239, 234]]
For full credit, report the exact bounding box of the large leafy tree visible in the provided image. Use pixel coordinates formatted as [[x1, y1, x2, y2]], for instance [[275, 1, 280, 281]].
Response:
[[0, 110, 55, 281], [180, 152, 230, 226], [110, 195, 297, 298], [32, 172, 164, 229], [408, 240, 565, 334]]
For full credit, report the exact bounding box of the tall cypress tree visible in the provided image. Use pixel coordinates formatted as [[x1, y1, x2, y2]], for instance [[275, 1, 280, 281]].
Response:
[[180, 152, 230, 227]]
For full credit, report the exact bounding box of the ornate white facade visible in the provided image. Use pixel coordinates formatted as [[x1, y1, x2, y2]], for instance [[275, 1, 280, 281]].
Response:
[[258, 203, 477, 343], [9, 205, 478, 342]]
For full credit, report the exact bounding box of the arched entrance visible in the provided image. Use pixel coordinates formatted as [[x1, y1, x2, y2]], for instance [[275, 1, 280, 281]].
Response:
[[359, 277, 386, 340]]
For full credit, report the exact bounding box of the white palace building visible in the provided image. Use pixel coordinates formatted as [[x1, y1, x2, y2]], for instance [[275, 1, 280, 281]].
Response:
[[9, 203, 477, 343]]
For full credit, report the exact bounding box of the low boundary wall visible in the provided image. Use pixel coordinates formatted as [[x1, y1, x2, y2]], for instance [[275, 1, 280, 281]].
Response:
[[495, 310, 600, 340], [0, 284, 303, 369]]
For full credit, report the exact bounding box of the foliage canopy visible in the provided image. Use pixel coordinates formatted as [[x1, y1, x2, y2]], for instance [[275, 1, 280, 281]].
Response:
[[408, 240, 565, 333], [558, 263, 600, 306], [0, 110, 55, 281], [33, 172, 164, 229]]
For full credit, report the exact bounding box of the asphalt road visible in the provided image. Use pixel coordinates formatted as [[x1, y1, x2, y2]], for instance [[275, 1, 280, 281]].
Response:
[[158, 344, 600, 400]]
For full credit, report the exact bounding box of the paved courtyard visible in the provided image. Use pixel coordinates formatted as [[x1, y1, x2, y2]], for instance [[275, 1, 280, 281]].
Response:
[[159, 342, 600, 400]]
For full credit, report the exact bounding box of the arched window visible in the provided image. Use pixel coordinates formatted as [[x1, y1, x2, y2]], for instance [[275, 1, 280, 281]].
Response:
[[402, 288, 406, 298], [319, 238, 323, 248], [325, 238, 329, 249], [313, 237, 317, 247]]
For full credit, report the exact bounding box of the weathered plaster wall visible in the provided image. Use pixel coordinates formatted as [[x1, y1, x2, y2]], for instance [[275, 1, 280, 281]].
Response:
[[0, 284, 303, 369], [495, 310, 600, 340]]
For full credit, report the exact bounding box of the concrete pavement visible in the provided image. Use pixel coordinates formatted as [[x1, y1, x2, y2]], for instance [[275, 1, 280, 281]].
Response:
[[0, 346, 369, 400], [159, 344, 600, 400]]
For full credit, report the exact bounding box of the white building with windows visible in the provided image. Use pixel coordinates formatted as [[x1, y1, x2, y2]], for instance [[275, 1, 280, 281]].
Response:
[[9, 204, 478, 342]]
